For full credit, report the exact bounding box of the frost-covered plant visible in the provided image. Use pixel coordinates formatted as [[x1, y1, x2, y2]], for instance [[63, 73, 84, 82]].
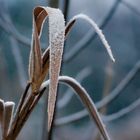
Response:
[[0, 6, 115, 140]]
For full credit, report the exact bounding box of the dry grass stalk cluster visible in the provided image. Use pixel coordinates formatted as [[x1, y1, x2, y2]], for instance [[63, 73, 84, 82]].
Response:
[[0, 6, 115, 140]]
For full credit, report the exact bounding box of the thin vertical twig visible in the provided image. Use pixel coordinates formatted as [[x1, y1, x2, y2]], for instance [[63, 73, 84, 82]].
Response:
[[63, 0, 70, 21]]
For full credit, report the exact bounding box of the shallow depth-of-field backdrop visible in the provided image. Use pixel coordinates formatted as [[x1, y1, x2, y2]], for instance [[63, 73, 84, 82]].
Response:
[[0, 0, 140, 140]]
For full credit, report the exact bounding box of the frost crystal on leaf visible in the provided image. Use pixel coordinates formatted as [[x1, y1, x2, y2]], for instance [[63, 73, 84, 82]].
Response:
[[45, 7, 65, 131]]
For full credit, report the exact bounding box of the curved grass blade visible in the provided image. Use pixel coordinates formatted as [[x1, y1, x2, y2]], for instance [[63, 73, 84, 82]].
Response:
[[44, 7, 65, 131], [66, 14, 115, 62], [29, 6, 65, 132], [41, 76, 110, 140], [28, 7, 46, 93]]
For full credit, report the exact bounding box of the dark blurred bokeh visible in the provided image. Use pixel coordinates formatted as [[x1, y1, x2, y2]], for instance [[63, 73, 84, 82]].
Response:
[[0, 0, 140, 140]]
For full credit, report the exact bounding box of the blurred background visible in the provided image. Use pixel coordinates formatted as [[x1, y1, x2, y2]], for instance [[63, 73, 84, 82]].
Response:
[[0, 0, 140, 139]]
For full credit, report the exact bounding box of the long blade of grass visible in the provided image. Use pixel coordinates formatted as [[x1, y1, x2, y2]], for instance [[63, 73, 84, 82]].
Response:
[[3, 102, 15, 138], [30, 6, 65, 132], [41, 76, 110, 140], [29, 7, 50, 93], [45, 7, 65, 131], [29, 10, 43, 93], [66, 14, 115, 62]]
